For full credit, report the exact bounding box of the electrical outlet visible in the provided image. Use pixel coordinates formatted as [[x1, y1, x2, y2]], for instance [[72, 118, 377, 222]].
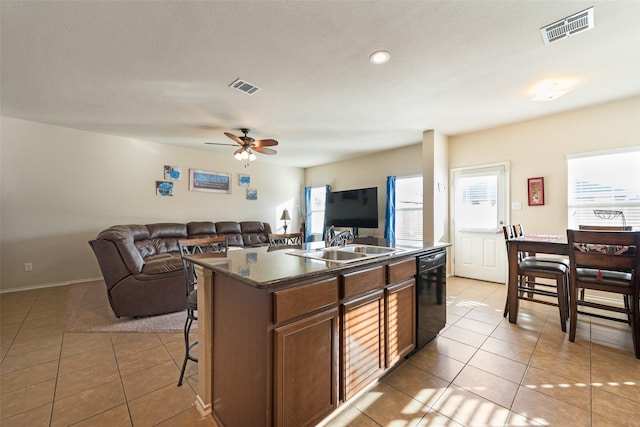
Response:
[[24, 262, 33, 272]]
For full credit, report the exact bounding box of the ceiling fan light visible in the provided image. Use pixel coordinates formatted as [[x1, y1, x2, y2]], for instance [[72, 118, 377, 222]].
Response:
[[249, 152, 257, 161], [234, 151, 243, 160], [241, 150, 249, 160]]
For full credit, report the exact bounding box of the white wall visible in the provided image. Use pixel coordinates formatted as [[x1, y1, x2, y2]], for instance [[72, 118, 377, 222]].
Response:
[[448, 96, 640, 237], [0, 117, 304, 292], [305, 143, 423, 238]]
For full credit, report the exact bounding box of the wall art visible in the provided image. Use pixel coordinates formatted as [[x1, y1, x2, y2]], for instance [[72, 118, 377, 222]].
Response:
[[239, 174, 250, 187], [156, 181, 174, 197], [189, 169, 232, 194], [528, 177, 544, 206], [164, 165, 181, 180], [247, 188, 258, 200]]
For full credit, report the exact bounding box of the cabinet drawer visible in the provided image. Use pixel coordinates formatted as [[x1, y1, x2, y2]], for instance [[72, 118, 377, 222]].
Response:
[[386, 257, 416, 284], [341, 265, 384, 299], [273, 277, 339, 324]]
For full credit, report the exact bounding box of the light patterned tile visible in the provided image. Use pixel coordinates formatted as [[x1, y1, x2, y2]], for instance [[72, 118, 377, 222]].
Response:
[[50, 380, 126, 427], [452, 365, 519, 408], [511, 386, 590, 426], [382, 362, 448, 407], [431, 385, 511, 427], [352, 382, 429, 427], [521, 366, 590, 410], [128, 383, 196, 427], [467, 349, 527, 384]]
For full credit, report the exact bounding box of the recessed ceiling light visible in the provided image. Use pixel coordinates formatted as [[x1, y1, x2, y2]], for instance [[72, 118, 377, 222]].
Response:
[[369, 50, 390, 64]]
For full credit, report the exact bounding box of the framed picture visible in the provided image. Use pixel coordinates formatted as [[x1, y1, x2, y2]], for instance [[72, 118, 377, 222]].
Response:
[[189, 169, 232, 194], [239, 174, 250, 187], [247, 188, 258, 200], [528, 177, 544, 206], [156, 181, 174, 197], [164, 165, 181, 181]]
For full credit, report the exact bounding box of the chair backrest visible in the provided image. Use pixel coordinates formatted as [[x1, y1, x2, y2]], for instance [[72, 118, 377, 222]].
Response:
[[567, 229, 639, 284], [268, 233, 302, 247], [178, 236, 228, 296], [579, 225, 632, 231]]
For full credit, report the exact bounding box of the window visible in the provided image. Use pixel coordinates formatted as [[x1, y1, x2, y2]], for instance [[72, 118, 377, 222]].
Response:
[[567, 148, 640, 230], [395, 176, 423, 241], [308, 186, 327, 237]]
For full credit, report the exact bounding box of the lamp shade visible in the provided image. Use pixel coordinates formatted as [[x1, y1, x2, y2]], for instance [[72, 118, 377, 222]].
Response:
[[280, 209, 291, 221]]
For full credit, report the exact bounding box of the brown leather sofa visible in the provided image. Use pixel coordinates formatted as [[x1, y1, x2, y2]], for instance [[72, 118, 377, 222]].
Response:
[[88, 221, 272, 317]]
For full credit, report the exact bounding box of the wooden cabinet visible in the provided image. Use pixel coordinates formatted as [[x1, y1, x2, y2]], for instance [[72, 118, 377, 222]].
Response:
[[274, 308, 339, 427], [341, 290, 385, 400], [385, 279, 416, 367], [385, 258, 417, 368]]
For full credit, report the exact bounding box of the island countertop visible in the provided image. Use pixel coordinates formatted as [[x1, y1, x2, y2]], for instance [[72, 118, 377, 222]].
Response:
[[187, 238, 450, 288]]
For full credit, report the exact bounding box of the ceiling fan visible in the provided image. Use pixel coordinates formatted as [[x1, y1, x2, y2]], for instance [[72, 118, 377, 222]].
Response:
[[206, 128, 278, 161]]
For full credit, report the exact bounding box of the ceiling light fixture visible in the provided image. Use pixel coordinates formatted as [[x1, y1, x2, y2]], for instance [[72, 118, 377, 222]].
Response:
[[530, 79, 576, 101], [369, 50, 390, 64]]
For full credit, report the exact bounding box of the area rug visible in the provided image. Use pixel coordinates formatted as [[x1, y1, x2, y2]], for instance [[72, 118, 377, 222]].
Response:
[[65, 280, 192, 333]]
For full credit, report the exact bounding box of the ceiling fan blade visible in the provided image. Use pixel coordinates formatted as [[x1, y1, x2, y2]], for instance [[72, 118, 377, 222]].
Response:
[[224, 132, 245, 146], [205, 142, 238, 146], [252, 139, 279, 148], [254, 147, 277, 155]]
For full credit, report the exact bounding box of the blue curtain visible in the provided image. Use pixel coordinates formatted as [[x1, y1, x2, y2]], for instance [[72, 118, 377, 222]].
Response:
[[384, 176, 396, 241], [304, 187, 312, 242]]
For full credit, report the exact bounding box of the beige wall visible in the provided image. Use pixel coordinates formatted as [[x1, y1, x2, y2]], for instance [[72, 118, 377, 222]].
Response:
[[0, 117, 304, 292], [305, 143, 423, 238], [448, 96, 640, 237]]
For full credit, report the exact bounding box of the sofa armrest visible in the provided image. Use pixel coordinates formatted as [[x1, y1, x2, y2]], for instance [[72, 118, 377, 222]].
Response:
[[89, 239, 136, 290]]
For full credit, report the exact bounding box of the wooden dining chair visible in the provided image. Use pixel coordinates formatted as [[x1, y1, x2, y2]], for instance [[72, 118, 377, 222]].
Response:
[[579, 225, 632, 231], [268, 232, 303, 248], [176, 236, 227, 386], [566, 229, 640, 358], [502, 225, 569, 331]]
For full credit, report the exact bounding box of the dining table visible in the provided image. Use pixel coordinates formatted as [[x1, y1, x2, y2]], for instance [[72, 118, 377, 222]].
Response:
[[506, 234, 568, 324]]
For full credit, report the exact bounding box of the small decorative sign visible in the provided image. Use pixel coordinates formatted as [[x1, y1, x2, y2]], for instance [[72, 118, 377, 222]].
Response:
[[156, 181, 174, 197], [528, 177, 544, 206], [164, 165, 181, 181], [190, 169, 232, 194], [239, 174, 250, 187], [247, 188, 258, 200]]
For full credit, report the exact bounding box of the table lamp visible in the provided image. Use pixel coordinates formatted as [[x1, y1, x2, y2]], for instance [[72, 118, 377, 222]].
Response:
[[280, 208, 291, 233]]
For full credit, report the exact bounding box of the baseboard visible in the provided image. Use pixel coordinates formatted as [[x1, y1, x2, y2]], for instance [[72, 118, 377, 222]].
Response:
[[195, 395, 212, 417], [0, 277, 103, 294]]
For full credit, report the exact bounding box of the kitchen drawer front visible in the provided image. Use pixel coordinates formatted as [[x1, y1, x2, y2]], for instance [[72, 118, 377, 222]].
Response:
[[386, 257, 416, 284], [341, 265, 385, 300], [273, 277, 339, 324]]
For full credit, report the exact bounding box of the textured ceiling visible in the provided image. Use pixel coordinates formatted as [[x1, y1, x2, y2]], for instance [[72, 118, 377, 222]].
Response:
[[2, 1, 639, 168]]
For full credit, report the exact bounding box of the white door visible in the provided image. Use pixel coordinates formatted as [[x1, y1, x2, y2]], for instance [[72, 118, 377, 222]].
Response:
[[450, 163, 509, 283]]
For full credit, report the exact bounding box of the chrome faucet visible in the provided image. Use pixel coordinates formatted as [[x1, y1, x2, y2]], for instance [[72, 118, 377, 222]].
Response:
[[325, 227, 354, 247]]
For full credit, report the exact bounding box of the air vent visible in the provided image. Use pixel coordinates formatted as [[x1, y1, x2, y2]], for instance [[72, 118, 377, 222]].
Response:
[[541, 7, 594, 45], [229, 78, 261, 95]]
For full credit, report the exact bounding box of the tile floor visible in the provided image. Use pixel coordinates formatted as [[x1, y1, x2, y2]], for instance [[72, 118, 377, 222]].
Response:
[[1, 277, 639, 426]]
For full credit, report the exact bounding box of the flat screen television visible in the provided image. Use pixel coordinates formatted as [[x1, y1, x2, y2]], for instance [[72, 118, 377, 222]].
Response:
[[324, 187, 378, 230]]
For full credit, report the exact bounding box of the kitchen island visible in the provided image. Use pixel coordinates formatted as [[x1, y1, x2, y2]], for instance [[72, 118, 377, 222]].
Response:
[[188, 239, 449, 427]]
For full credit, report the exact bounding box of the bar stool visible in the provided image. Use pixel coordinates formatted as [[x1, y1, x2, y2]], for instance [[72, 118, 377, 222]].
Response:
[[177, 236, 227, 386]]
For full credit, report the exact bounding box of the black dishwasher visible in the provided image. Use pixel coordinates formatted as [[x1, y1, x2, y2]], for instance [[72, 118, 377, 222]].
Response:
[[415, 251, 447, 349]]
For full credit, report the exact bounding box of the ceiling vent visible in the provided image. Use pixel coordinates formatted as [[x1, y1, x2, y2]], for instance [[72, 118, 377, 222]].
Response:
[[541, 7, 594, 45], [229, 78, 261, 95]]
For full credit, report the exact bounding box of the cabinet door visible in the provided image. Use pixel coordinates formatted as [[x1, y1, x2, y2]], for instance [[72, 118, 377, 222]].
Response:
[[386, 279, 416, 368], [342, 290, 385, 401], [274, 308, 339, 427]]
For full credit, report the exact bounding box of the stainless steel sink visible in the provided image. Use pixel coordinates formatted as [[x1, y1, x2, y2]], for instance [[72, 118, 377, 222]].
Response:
[[287, 244, 402, 264], [337, 244, 398, 255], [300, 249, 367, 262]]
